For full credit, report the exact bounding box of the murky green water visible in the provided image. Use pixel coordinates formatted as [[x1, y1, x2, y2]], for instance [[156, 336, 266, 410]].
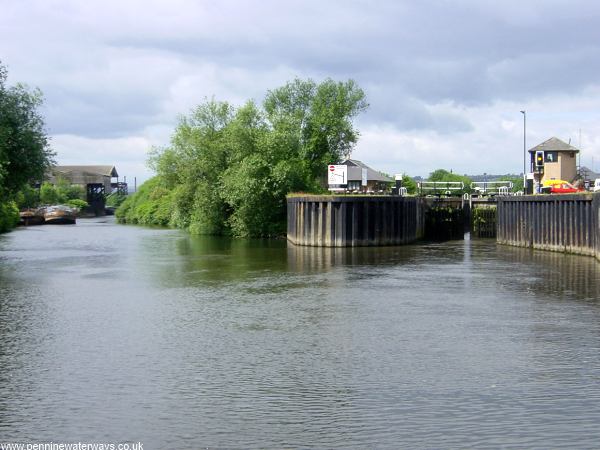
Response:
[[1, 217, 600, 449]]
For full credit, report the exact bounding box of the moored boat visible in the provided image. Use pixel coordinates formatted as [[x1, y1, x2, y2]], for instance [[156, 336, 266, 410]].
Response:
[[19, 208, 45, 226], [42, 205, 77, 225]]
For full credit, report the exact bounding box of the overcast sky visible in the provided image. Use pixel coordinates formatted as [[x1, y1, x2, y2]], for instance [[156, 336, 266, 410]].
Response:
[[2, 0, 600, 183]]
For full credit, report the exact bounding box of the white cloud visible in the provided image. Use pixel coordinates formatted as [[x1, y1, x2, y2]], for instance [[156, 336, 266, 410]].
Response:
[[355, 89, 600, 177]]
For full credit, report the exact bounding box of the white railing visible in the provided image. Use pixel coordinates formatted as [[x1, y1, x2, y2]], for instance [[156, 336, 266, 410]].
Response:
[[418, 181, 464, 196], [470, 181, 513, 195], [498, 186, 510, 196]]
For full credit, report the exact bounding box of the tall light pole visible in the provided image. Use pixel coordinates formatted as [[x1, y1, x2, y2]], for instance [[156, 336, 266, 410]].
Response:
[[520, 110, 526, 192]]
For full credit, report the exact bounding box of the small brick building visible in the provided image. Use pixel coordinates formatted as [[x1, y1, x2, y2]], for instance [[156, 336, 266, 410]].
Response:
[[528, 137, 579, 184]]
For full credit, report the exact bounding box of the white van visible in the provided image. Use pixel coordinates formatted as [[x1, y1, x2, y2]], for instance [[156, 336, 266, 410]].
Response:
[[594, 179, 600, 192]]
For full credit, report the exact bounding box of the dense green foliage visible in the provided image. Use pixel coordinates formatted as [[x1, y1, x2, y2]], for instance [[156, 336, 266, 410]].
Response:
[[14, 184, 39, 209], [0, 200, 19, 232], [116, 176, 176, 226], [428, 169, 473, 194], [428, 169, 472, 186], [105, 192, 127, 207], [39, 182, 59, 205], [65, 199, 89, 210], [402, 175, 417, 194], [0, 61, 53, 232], [39, 178, 84, 205], [118, 78, 368, 237]]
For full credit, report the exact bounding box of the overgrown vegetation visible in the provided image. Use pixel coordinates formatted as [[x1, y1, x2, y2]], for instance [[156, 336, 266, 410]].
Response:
[[116, 177, 175, 226], [106, 192, 127, 208], [401, 175, 417, 194], [0, 200, 19, 233], [65, 198, 89, 210], [0, 61, 54, 232], [117, 78, 368, 237], [39, 178, 85, 205], [13, 180, 88, 212]]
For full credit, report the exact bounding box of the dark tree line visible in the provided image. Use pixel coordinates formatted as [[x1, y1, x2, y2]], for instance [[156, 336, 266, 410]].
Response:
[[0, 61, 54, 231]]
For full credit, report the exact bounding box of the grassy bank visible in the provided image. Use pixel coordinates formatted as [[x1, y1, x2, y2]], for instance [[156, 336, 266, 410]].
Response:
[[116, 177, 176, 227]]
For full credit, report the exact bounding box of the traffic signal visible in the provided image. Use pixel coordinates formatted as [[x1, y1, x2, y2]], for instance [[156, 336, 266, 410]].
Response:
[[535, 150, 544, 168]]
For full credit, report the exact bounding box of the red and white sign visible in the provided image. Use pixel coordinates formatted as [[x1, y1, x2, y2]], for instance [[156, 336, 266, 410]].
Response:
[[327, 165, 347, 185]]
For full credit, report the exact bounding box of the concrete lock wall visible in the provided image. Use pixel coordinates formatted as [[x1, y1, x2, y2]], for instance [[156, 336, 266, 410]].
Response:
[[287, 196, 425, 247], [497, 194, 600, 260]]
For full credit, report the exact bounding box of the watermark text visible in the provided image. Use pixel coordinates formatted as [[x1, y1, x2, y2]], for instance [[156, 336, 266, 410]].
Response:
[[0, 442, 143, 450]]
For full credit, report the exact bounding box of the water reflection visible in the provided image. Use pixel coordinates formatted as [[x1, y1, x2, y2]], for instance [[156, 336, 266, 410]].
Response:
[[495, 244, 600, 303]]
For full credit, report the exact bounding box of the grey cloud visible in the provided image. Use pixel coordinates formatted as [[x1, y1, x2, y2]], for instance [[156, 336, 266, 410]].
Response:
[[41, 85, 165, 137], [3, 0, 600, 138], [360, 86, 474, 134]]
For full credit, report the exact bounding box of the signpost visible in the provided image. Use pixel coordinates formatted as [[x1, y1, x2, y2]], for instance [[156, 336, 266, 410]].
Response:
[[328, 165, 347, 186]]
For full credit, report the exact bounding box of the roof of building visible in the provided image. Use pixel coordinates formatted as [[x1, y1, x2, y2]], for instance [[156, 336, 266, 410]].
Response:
[[528, 137, 579, 153], [342, 159, 394, 182], [51, 165, 119, 178], [580, 166, 600, 180]]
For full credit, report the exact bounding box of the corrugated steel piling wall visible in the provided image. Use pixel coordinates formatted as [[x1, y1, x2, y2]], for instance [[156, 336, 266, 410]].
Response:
[[287, 196, 425, 247], [497, 194, 600, 259], [289, 194, 600, 256]]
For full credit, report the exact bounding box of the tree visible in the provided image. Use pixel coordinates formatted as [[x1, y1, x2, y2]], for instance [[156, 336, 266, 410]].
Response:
[[55, 176, 84, 201], [428, 169, 473, 194], [121, 78, 369, 237], [499, 175, 524, 193], [0, 61, 54, 197], [14, 184, 39, 209], [39, 182, 60, 205], [0, 61, 53, 233], [264, 78, 368, 189], [402, 175, 417, 194]]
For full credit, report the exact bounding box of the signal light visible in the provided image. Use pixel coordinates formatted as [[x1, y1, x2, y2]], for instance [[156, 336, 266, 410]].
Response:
[[535, 150, 544, 168]]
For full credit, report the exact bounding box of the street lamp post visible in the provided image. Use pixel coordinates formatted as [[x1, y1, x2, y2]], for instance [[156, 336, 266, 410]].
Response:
[[520, 110, 526, 192]]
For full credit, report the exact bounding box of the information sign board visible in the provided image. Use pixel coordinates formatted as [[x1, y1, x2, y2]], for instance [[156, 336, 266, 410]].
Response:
[[327, 165, 348, 185]]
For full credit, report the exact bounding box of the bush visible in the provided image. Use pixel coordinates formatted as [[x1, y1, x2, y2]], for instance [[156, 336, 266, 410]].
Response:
[[39, 180, 85, 205], [0, 201, 19, 233], [55, 177, 84, 201], [66, 199, 88, 210], [39, 182, 60, 205], [428, 169, 473, 195], [15, 184, 40, 208], [116, 177, 175, 226], [105, 192, 127, 207]]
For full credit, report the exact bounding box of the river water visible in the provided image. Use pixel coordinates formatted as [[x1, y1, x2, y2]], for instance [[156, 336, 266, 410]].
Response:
[[1, 217, 600, 449]]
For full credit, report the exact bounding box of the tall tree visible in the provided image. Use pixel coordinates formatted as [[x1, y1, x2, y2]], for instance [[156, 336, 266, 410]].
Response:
[[0, 61, 54, 197], [264, 78, 368, 189], [121, 78, 369, 237]]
